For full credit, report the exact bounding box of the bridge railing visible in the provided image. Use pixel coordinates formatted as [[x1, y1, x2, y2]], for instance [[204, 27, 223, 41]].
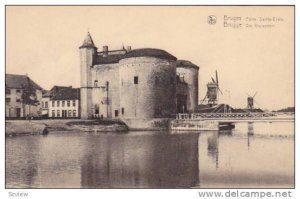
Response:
[[176, 112, 276, 120]]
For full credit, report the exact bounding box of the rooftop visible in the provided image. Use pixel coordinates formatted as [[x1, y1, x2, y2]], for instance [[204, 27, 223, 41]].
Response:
[[51, 87, 80, 101], [42, 86, 73, 97], [123, 48, 177, 61], [79, 32, 96, 49], [6, 74, 43, 90], [94, 48, 177, 65], [176, 60, 199, 69]]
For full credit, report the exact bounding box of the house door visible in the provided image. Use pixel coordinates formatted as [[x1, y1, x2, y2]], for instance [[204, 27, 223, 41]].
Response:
[[15, 108, 21, 118]]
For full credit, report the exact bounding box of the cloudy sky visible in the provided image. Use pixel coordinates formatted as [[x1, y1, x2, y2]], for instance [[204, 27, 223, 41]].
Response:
[[6, 6, 294, 110]]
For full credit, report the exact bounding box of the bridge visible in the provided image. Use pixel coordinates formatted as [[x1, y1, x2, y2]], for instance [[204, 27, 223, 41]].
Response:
[[175, 113, 294, 123]]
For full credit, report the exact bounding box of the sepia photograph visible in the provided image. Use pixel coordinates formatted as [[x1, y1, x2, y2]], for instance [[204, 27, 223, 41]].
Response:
[[5, 5, 294, 189]]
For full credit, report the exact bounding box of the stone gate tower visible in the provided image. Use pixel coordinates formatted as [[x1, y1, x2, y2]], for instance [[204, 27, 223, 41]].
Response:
[[79, 32, 97, 119]]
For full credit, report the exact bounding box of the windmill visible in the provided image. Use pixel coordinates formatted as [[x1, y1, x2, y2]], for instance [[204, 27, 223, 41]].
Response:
[[246, 92, 259, 110], [200, 70, 223, 106]]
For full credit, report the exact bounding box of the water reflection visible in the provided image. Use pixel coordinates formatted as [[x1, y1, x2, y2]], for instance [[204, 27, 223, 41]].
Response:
[[207, 132, 219, 169], [6, 122, 294, 188], [5, 137, 40, 188], [198, 122, 294, 188], [248, 122, 254, 149], [80, 133, 199, 188]]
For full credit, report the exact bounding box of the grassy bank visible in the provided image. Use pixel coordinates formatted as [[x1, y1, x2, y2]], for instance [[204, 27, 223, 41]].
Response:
[[5, 119, 128, 136]]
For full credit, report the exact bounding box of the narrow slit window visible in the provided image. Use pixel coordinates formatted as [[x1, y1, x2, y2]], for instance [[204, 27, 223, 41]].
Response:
[[134, 76, 138, 84]]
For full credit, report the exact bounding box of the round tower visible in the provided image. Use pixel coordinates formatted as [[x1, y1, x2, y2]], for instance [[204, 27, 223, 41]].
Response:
[[176, 60, 199, 112], [119, 48, 177, 119], [79, 32, 97, 119]]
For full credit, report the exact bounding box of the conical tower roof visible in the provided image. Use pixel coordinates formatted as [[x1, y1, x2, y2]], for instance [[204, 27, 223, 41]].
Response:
[[80, 32, 96, 48]]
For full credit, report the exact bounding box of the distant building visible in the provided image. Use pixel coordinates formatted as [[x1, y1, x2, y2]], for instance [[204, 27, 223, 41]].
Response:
[[5, 74, 43, 118], [41, 90, 51, 117], [42, 86, 80, 118], [79, 32, 199, 119]]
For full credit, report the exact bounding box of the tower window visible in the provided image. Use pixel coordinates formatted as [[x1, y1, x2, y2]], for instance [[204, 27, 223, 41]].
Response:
[[134, 76, 138, 84], [94, 80, 98, 87], [115, 110, 119, 117], [122, 107, 124, 115]]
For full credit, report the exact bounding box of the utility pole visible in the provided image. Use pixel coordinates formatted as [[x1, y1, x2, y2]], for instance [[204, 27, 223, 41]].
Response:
[[106, 81, 109, 118]]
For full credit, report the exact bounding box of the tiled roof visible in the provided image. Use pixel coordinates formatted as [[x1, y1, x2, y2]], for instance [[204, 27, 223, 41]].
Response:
[[176, 60, 199, 69], [51, 87, 80, 100], [6, 74, 43, 90]]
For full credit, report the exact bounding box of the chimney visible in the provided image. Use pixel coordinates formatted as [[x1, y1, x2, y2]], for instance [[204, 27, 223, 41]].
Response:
[[126, 46, 132, 52], [103, 46, 108, 57]]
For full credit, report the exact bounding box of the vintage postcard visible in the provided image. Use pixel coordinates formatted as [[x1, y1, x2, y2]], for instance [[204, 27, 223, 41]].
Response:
[[5, 5, 294, 190]]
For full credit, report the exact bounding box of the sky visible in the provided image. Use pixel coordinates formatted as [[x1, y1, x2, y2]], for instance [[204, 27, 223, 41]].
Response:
[[6, 6, 294, 110]]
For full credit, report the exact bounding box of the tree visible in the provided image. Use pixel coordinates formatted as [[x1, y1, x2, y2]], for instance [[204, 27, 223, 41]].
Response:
[[21, 77, 39, 118]]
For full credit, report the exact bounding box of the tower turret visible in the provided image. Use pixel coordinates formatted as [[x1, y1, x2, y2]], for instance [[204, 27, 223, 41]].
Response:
[[79, 32, 97, 119]]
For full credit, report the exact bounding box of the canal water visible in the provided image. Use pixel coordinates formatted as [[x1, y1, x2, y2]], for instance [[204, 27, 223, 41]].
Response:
[[6, 122, 294, 188]]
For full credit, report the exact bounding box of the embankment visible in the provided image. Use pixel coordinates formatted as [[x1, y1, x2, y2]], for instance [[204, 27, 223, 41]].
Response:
[[5, 119, 128, 136]]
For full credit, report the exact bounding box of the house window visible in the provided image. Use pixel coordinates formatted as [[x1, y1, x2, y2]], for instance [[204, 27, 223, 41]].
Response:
[[62, 101, 65, 107], [45, 101, 48, 108], [52, 110, 55, 117], [57, 101, 60, 107], [68, 110, 72, 117], [72, 100, 76, 106], [94, 80, 98, 87], [5, 98, 10, 103], [73, 110, 76, 117], [42, 101, 44, 108], [5, 89, 10, 94], [67, 101, 70, 107], [57, 110, 61, 117], [134, 76, 138, 84], [16, 99, 21, 102], [115, 110, 119, 117], [122, 107, 124, 115], [52, 101, 55, 107], [16, 90, 21, 93]]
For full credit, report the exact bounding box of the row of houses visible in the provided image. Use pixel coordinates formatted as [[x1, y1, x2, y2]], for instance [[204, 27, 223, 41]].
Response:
[[5, 74, 80, 119]]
